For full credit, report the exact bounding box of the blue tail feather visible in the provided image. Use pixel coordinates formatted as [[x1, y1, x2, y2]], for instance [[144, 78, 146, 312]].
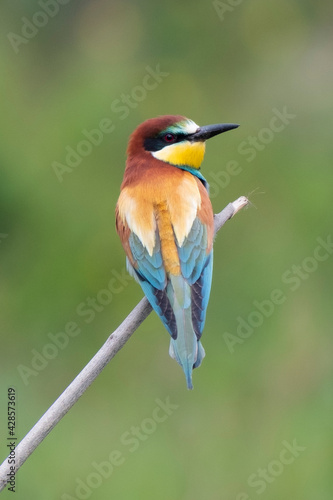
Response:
[[167, 275, 202, 389]]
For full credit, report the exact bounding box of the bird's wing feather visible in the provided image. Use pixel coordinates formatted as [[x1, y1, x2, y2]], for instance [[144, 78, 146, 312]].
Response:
[[128, 231, 165, 290], [116, 207, 177, 338], [190, 251, 213, 339], [176, 217, 213, 339], [177, 217, 208, 284], [128, 236, 178, 338]]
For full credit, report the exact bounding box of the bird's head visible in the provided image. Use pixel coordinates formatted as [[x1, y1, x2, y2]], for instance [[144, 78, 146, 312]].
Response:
[[127, 115, 239, 170]]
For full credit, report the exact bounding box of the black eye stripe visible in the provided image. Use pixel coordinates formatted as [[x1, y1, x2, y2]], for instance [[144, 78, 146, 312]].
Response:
[[144, 133, 186, 152]]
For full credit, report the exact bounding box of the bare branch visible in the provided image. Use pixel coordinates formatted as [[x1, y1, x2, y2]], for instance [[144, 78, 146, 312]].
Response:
[[0, 196, 249, 491], [214, 196, 249, 233]]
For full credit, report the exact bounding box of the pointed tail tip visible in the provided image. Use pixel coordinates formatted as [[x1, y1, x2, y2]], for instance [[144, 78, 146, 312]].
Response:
[[184, 367, 193, 390]]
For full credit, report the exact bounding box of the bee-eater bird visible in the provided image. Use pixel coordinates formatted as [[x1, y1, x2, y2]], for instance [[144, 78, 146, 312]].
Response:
[[116, 115, 239, 389]]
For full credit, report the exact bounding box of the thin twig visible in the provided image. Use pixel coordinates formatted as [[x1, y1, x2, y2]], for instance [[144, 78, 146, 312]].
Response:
[[0, 196, 249, 491]]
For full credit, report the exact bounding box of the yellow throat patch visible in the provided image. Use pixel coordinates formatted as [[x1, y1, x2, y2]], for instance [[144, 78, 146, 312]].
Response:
[[152, 141, 206, 169]]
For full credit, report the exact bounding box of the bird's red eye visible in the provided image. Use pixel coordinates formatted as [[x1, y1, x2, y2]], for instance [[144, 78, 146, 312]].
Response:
[[164, 133, 175, 143]]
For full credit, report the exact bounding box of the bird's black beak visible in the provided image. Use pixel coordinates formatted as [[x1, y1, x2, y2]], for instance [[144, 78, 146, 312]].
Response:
[[189, 123, 239, 142]]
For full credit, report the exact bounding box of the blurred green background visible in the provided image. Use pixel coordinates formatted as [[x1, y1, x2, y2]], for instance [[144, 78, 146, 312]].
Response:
[[1, 0, 332, 498]]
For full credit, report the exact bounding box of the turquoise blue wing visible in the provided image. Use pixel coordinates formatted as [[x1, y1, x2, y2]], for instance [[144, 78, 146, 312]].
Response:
[[129, 232, 165, 289], [190, 251, 213, 340], [176, 217, 213, 338], [128, 231, 177, 338]]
